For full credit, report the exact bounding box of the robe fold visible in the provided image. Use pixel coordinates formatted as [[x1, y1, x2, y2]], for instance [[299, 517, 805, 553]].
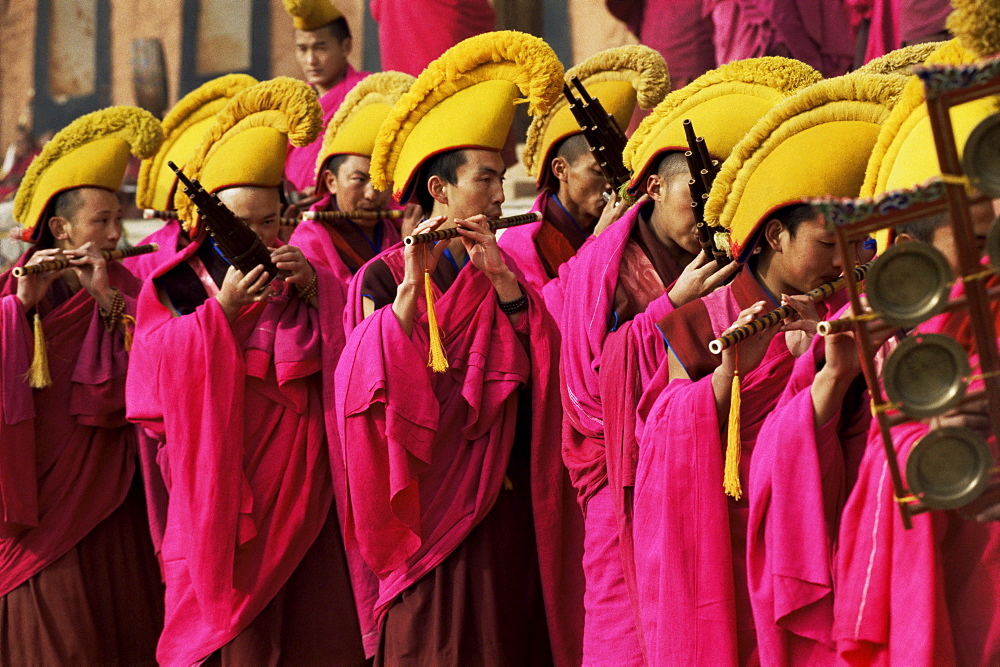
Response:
[[558, 200, 683, 664], [336, 246, 585, 666], [284, 66, 370, 194], [747, 332, 871, 666], [0, 251, 162, 663], [127, 239, 364, 665]]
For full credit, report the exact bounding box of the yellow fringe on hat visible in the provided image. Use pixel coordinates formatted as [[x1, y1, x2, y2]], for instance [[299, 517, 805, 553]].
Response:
[[724, 367, 742, 499], [423, 270, 448, 372], [136, 73, 257, 209], [14, 107, 163, 237], [370, 31, 564, 192], [623, 57, 823, 174], [316, 71, 415, 175], [705, 73, 907, 256], [26, 313, 51, 389], [522, 45, 669, 178], [855, 42, 943, 75], [283, 0, 342, 31], [948, 0, 1000, 60], [176, 77, 323, 232]]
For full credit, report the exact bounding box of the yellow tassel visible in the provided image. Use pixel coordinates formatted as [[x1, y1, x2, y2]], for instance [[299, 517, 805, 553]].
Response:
[[723, 368, 742, 499], [122, 314, 136, 352], [423, 270, 449, 373], [503, 475, 514, 491], [26, 313, 51, 389]]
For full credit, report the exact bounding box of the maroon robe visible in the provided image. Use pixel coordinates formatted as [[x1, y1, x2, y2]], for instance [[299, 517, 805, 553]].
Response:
[[0, 251, 162, 664]]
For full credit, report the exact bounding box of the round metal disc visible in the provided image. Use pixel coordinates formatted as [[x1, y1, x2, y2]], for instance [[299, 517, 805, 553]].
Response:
[[963, 112, 1000, 198], [987, 217, 1000, 273], [906, 426, 993, 510], [883, 334, 970, 418], [866, 242, 953, 328]]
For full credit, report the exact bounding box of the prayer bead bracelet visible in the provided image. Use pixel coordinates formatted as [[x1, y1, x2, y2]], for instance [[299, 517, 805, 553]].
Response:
[[99, 288, 125, 332], [497, 292, 528, 315], [297, 270, 318, 301]]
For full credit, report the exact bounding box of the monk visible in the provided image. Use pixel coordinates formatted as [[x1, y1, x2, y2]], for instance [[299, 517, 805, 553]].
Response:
[[284, 0, 369, 195], [1, 105, 165, 664], [126, 78, 365, 665]]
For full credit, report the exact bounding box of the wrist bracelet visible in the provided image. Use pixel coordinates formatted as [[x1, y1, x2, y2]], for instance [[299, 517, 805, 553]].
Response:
[[497, 292, 528, 315], [297, 270, 318, 301], [99, 288, 125, 332]]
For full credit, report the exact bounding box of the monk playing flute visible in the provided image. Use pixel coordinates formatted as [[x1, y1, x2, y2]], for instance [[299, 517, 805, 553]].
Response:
[[0, 107, 165, 664]]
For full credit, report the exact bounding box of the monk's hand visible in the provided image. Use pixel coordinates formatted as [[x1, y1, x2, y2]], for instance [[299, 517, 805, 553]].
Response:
[[67, 242, 116, 312], [712, 300, 779, 410], [14, 247, 64, 310], [456, 215, 521, 301], [400, 202, 424, 238], [668, 250, 740, 307], [272, 245, 313, 288], [594, 192, 647, 237], [216, 264, 270, 320], [932, 394, 991, 440], [394, 216, 448, 334], [780, 293, 820, 358]]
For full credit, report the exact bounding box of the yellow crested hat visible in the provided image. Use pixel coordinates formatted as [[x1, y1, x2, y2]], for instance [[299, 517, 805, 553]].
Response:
[[136, 73, 257, 212], [370, 31, 564, 203], [522, 45, 669, 189], [856, 42, 942, 76], [283, 0, 342, 31], [314, 71, 415, 195], [175, 77, 322, 233], [623, 57, 822, 193], [706, 73, 907, 262], [15, 106, 163, 242]]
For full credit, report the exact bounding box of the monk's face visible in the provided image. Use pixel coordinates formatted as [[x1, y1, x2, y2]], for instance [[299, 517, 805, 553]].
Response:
[[323, 155, 391, 227], [51, 187, 123, 252], [648, 171, 700, 256], [438, 149, 505, 222], [294, 27, 351, 95], [928, 200, 996, 272], [215, 186, 281, 249], [554, 149, 609, 225], [769, 214, 845, 294]]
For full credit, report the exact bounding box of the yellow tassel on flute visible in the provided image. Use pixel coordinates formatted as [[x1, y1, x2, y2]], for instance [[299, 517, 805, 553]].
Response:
[[723, 367, 742, 499], [424, 270, 448, 372], [26, 313, 51, 389]]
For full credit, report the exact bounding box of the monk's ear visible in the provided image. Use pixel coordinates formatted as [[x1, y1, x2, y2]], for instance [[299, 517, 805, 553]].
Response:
[[340, 36, 353, 57], [427, 174, 448, 206], [48, 215, 70, 241], [763, 217, 784, 252], [644, 173, 662, 201], [551, 156, 570, 184], [324, 169, 338, 196], [894, 232, 914, 244]]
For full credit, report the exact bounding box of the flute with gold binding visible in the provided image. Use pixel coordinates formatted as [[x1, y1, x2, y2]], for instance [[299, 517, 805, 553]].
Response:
[[403, 212, 542, 246], [303, 209, 404, 222], [708, 259, 873, 354], [13, 243, 160, 277], [144, 208, 300, 226]]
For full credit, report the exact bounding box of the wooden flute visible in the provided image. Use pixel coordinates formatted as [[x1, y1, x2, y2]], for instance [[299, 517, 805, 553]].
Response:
[[708, 259, 873, 354], [302, 209, 404, 222], [13, 243, 160, 277], [143, 208, 299, 226], [403, 212, 542, 246]]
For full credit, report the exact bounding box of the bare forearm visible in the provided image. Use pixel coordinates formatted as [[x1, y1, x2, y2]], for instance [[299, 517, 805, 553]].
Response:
[[810, 365, 855, 426], [488, 267, 524, 326], [392, 279, 421, 335]]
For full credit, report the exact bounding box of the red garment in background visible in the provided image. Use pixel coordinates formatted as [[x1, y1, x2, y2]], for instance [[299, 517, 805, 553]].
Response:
[[370, 0, 496, 77]]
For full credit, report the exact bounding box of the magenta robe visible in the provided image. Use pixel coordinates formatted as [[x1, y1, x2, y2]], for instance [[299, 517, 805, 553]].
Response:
[[0, 255, 141, 593], [122, 218, 186, 281], [126, 240, 359, 664], [747, 330, 871, 666], [335, 247, 585, 666], [284, 65, 370, 194], [370, 0, 496, 77]]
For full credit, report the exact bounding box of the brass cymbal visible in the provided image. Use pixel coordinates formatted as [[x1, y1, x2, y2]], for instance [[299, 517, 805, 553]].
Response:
[[883, 334, 970, 418], [906, 426, 993, 510], [866, 241, 952, 328], [987, 217, 1000, 273], [963, 112, 1000, 198]]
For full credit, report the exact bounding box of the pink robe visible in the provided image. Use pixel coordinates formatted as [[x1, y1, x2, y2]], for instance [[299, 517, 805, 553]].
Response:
[[126, 239, 360, 664], [747, 330, 871, 666], [558, 200, 682, 664], [122, 218, 187, 281], [335, 247, 585, 666], [370, 0, 496, 77], [284, 65, 370, 194], [0, 255, 141, 593]]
